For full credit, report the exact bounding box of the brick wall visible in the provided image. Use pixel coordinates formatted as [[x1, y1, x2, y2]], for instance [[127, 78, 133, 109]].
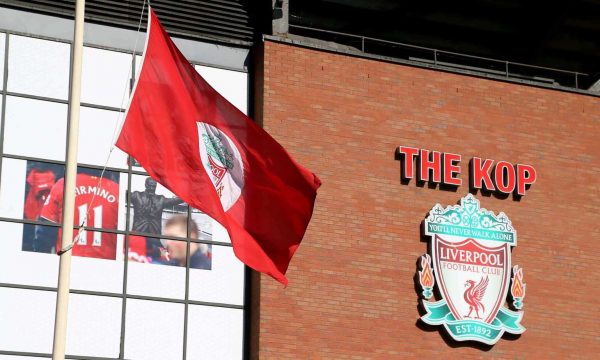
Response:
[[253, 40, 600, 359]]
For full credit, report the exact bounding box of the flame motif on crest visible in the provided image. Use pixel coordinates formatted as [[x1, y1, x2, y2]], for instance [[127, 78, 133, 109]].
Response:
[[419, 254, 435, 299], [511, 265, 526, 309]]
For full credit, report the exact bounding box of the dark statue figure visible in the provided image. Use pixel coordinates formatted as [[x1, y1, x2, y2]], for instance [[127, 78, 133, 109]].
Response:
[[130, 177, 184, 260], [130, 177, 184, 234]]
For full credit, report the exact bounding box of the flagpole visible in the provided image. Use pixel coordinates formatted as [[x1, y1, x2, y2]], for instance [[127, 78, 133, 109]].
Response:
[[52, 0, 85, 358]]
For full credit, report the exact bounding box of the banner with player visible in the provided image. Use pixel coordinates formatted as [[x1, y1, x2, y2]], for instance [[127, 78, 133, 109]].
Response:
[[20, 160, 212, 270]]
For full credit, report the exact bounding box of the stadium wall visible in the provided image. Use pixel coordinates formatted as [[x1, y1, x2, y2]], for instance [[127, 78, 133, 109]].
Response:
[[254, 39, 600, 359]]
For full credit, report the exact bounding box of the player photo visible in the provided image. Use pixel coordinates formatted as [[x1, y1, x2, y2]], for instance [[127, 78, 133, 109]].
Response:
[[21, 161, 64, 251], [22, 162, 121, 260]]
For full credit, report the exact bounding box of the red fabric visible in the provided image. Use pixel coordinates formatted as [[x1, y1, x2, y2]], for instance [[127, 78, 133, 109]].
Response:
[[116, 8, 321, 285], [127, 235, 150, 263], [40, 174, 120, 260]]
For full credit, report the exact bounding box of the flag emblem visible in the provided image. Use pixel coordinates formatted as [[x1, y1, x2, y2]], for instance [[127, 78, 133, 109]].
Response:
[[417, 194, 526, 345], [198, 122, 244, 210]]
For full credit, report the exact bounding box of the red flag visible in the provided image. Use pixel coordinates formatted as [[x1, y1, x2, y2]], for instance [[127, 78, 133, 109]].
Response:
[[116, 8, 321, 285]]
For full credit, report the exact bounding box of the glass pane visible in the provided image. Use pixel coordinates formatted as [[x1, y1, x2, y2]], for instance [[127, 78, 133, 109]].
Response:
[[205, 214, 230, 245], [188, 244, 244, 305], [0, 33, 5, 90], [127, 208, 215, 299], [3, 96, 67, 161], [78, 106, 128, 169], [81, 47, 133, 108], [128, 174, 187, 238], [8, 35, 70, 99], [125, 299, 184, 360], [0, 221, 125, 293], [187, 305, 244, 360], [0, 220, 124, 292], [191, 209, 217, 243], [134, 54, 142, 82], [0, 221, 59, 288], [69, 233, 124, 293], [66, 294, 122, 358], [0, 158, 65, 221], [126, 237, 186, 299], [0, 288, 56, 354], [195, 65, 248, 114]]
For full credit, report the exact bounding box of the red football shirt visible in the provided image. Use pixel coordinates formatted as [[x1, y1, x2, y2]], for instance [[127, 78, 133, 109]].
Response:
[[24, 169, 56, 220], [40, 174, 120, 260]]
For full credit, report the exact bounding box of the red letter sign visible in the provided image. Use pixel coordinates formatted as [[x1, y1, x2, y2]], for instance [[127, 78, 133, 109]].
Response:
[[442, 153, 462, 186], [418, 149, 442, 183], [397, 146, 419, 180], [493, 161, 516, 193], [471, 157, 494, 191], [516, 164, 537, 196]]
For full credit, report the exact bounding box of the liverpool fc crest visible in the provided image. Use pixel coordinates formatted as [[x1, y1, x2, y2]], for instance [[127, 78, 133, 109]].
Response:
[[418, 194, 526, 345], [197, 122, 244, 211]]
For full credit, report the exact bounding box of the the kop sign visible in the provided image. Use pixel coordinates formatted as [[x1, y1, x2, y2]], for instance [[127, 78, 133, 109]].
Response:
[[396, 146, 537, 197]]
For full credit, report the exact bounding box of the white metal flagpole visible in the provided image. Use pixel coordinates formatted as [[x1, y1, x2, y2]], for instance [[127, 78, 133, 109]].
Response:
[[52, 0, 85, 358]]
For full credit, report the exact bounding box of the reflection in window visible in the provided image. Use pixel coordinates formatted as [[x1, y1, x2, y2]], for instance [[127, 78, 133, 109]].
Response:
[[3, 96, 67, 161], [8, 35, 70, 99]]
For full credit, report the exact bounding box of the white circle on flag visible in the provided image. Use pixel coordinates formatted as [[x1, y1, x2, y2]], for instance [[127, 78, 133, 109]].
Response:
[[197, 122, 244, 211]]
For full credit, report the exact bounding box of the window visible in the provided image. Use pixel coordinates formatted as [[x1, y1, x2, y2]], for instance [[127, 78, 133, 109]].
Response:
[[81, 46, 133, 108], [8, 35, 70, 99], [0, 30, 248, 359], [3, 96, 67, 161]]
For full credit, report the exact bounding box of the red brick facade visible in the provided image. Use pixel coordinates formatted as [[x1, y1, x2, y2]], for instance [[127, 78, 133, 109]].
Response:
[[253, 40, 600, 359]]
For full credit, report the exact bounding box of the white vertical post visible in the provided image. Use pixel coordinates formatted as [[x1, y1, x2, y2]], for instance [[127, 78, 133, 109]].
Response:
[[52, 0, 85, 359]]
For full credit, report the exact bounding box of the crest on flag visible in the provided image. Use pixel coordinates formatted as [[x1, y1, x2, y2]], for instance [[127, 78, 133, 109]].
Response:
[[197, 122, 244, 211], [418, 194, 526, 345]]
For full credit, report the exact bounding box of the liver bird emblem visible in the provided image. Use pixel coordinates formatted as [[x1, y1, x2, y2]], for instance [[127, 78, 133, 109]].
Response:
[[463, 276, 489, 319]]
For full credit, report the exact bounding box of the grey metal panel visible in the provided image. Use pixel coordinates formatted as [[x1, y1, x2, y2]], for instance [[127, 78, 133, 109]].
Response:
[[0, 0, 256, 46], [0, 6, 250, 71]]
